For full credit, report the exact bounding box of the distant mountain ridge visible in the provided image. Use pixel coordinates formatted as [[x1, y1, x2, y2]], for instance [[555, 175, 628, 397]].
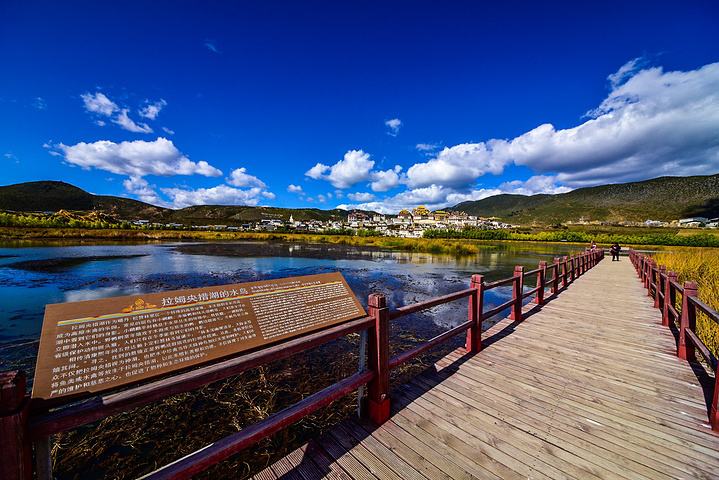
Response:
[[450, 174, 719, 224], [0, 181, 366, 225], [1, 174, 718, 226]]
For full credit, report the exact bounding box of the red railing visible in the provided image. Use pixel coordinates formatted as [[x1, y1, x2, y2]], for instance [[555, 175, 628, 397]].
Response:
[[629, 250, 719, 431], [0, 249, 604, 480]]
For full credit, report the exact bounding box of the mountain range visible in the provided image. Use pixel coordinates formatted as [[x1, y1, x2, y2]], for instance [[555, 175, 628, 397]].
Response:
[[1, 174, 718, 225]]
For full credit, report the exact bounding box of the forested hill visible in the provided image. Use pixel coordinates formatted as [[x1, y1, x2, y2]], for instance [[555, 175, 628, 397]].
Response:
[[450, 174, 719, 224], [0, 181, 365, 224]]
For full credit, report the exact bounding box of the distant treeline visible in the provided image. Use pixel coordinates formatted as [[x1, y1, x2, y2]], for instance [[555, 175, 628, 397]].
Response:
[[423, 227, 719, 247], [0, 212, 126, 229]]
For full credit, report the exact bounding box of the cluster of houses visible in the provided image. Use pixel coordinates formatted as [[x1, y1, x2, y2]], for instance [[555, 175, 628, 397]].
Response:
[[644, 217, 719, 228], [130, 206, 514, 237]]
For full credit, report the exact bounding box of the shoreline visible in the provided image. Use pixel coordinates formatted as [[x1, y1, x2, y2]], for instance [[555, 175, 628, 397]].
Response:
[[1, 226, 717, 253]]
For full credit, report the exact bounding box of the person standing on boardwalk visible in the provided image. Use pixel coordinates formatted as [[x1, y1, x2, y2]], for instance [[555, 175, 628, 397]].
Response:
[[611, 242, 621, 261]]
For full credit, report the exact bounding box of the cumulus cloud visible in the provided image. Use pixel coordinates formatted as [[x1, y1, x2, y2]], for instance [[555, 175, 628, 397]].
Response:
[[504, 62, 719, 186], [416, 143, 440, 153], [139, 99, 167, 120], [226, 167, 266, 188], [113, 108, 153, 133], [347, 192, 375, 202], [262, 191, 276, 199], [405, 142, 507, 188], [305, 149, 375, 188], [370, 165, 402, 192], [162, 185, 264, 208], [54, 137, 222, 178], [287, 184, 303, 193], [498, 175, 572, 196], [399, 60, 719, 193], [385, 118, 402, 136], [122, 177, 167, 206]]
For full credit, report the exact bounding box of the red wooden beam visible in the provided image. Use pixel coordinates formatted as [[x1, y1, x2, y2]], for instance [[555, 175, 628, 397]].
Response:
[[510, 266, 524, 321], [367, 293, 390, 425], [678, 282, 698, 362], [535, 261, 546, 306], [466, 275, 483, 353], [0, 371, 32, 480]]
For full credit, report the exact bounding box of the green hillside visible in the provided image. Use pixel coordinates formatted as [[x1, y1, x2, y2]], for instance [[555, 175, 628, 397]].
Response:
[[451, 174, 719, 224], [0, 181, 365, 225]]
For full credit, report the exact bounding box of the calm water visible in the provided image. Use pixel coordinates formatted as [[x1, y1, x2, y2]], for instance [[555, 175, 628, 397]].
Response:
[[0, 240, 585, 378]]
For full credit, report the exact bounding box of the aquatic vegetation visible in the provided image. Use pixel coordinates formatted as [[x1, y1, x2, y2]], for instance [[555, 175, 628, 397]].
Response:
[[652, 248, 719, 356]]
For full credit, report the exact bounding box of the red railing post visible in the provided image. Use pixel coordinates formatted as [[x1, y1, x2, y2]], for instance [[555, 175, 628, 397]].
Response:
[[466, 274, 483, 353], [678, 282, 698, 362], [510, 266, 524, 321], [655, 266, 665, 309], [569, 255, 575, 282], [535, 261, 546, 305], [552, 258, 560, 293], [367, 293, 390, 425], [561, 256, 568, 289], [664, 271, 677, 327], [0, 371, 32, 480]]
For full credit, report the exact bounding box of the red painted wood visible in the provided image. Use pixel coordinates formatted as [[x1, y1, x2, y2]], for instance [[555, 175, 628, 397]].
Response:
[[552, 258, 560, 294], [466, 274, 483, 353], [655, 266, 665, 309], [510, 266, 524, 321], [367, 293, 390, 425], [663, 271, 677, 327], [535, 261, 546, 305], [30, 315, 373, 438], [561, 256, 568, 289], [142, 370, 373, 480], [678, 281, 698, 361], [712, 369, 719, 431], [0, 371, 32, 480]]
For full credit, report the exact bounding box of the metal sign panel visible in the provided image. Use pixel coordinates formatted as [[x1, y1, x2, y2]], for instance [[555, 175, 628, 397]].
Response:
[[32, 272, 365, 401]]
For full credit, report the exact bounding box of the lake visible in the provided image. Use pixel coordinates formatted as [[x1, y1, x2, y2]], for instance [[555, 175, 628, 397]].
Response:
[[0, 239, 586, 383]]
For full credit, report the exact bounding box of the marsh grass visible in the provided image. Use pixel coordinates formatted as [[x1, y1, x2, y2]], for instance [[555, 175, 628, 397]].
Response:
[[652, 248, 719, 357]]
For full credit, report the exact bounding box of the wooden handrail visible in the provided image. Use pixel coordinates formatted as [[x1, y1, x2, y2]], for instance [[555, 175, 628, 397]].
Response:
[[629, 249, 719, 431], [0, 248, 605, 480]]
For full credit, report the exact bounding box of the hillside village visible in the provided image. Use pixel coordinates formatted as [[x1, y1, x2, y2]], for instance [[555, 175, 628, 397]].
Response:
[[133, 205, 515, 238]]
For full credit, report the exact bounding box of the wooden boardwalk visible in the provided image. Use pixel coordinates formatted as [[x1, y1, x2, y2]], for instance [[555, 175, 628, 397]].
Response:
[[254, 258, 719, 480]]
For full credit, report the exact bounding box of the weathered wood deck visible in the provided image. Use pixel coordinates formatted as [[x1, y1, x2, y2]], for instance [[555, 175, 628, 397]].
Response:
[[254, 258, 719, 479]]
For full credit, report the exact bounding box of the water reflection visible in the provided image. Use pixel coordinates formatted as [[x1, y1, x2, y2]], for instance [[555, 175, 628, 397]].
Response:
[[0, 239, 586, 375]]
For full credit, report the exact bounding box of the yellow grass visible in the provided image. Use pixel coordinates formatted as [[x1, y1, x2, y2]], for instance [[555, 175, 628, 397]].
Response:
[[652, 248, 719, 357]]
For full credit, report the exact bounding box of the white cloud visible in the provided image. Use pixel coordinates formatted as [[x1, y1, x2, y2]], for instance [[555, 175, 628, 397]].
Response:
[[287, 184, 303, 193], [113, 108, 153, 133], [317, 194, 327, 203], [347, 192, 375, 202], [399, 61, 719, 190], [162, 185, 264, 208], [499, 175, 572, 196], [607, 57, 647, 89], [226, 167, 266, 188], [162, 127, 175, 135], [305, 149, 375, 188], [139, 99, 167, 120], [122, 176, 167, 206], [54, 137, 222, 178], [503, 62, 719, 186], [405, 142, 507, 188], [416, 143, 440, 152], [370, 165, 402, 192], [385, 118, 402, 136], [81, 92, 118, 116], [262, 191, 276, 199]]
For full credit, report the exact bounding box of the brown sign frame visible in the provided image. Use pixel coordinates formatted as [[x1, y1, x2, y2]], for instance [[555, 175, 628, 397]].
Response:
[[32, 272, 366, 402]]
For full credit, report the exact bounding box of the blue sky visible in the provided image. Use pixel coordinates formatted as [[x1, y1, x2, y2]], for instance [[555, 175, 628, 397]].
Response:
[[1, 1, 718, 213]]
